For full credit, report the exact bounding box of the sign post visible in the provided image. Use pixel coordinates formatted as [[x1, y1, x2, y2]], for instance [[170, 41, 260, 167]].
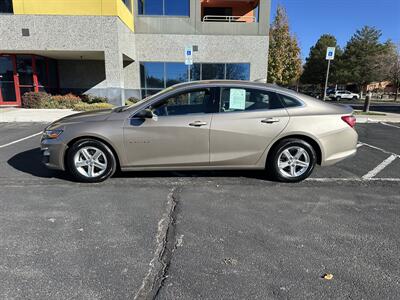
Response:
[[323, 47, 335, 101], [185, 46, 193, 82]]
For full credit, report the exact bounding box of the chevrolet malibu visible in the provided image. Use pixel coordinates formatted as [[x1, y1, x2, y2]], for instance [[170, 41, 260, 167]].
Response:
[[41, 81, 358, 183]]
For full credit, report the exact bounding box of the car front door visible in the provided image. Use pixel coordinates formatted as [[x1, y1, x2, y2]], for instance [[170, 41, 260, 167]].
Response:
[[210, 87, 289, 166], [123, 88, 217, 168]]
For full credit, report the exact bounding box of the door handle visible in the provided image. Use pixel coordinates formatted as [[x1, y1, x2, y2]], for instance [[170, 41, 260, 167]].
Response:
[[189, 121, 207, 127], [261, 118, 280, 124]]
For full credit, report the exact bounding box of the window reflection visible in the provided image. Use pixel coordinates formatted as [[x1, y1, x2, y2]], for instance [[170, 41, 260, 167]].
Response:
[[140, 62, 250, 98], [138, 0, 189, 16]]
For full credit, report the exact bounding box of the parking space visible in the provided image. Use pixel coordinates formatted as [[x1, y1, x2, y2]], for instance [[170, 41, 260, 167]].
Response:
[[0, 122, 399, 299]]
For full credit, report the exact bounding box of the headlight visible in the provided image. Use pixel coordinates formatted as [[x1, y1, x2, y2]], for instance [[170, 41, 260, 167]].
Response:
[[42, 129, 63, 140]]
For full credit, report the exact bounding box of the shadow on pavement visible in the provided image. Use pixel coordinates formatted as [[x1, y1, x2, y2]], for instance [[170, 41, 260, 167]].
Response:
[[7, 147, 70, 180], [8, 147, 271, 181]]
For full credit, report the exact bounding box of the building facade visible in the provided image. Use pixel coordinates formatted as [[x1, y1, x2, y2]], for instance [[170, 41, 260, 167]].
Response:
[[0, 0, 270, 106]]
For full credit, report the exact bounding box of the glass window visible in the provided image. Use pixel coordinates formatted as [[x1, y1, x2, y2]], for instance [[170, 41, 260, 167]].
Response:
[[138, 0, 189, 16], [35, 57, 48, 87], [48, 59, 58, 89], [190, 64, 201, 81], [279, 94, 302, 108], [226, 63, 250, 80], [122, 0, 132, 11], [166, 63, 187, 87], [201, 64, 224, 80], [219, 88, 283, 113], [16, 55, 33, 86], [0, 0, 13, 13], [152, 89, 212, 116], [165, 0, 189, 16], [142, 62, 164, 89]]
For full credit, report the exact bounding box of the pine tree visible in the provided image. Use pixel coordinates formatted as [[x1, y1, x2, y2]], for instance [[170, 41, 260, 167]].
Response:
[[300, 34, 342, 85], [267, 6, 302, 85], [342, 26, 394, 110]]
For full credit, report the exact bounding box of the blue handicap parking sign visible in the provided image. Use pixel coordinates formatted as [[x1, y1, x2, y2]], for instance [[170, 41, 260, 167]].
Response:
[[187, 50, 191, 56], [328, 51, 333, 56]]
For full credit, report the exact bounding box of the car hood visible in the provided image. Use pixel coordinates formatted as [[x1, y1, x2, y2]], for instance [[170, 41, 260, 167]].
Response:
[[48, 109, 114, 128]]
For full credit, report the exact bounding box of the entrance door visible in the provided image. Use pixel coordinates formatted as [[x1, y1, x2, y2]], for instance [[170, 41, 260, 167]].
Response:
[[0, 55, 20, 106], [16, 55, 36, 96]]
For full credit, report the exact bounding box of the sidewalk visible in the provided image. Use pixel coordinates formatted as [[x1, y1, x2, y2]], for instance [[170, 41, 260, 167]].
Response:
[[0, 108, 78, 123], [355, 112, 400, 123]]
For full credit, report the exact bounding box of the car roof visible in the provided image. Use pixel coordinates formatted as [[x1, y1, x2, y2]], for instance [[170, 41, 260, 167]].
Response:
[[170, 80, 299, 95]]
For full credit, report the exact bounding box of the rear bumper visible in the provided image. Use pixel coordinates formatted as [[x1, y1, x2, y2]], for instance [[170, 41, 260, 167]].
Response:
[[40, 139, 67, 171], [320, 127, 358, 166]]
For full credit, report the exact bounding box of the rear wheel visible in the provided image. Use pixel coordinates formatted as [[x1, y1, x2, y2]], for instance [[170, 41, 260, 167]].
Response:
[[336, 96, 341, 101], [352, 96, 358, 100], [67, 139, 116, 183], [267, 139, 317, 183]]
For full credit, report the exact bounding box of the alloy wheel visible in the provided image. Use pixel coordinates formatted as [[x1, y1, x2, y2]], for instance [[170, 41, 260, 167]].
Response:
[[277, 146, 310, 178], [73, 146, 108, 178]]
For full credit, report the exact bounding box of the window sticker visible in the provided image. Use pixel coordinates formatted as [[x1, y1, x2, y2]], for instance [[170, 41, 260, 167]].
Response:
[[229, 88, 246, 110]]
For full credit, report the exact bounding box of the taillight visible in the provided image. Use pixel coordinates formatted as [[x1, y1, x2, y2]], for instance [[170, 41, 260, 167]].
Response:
[[341, 115, 356, 128]]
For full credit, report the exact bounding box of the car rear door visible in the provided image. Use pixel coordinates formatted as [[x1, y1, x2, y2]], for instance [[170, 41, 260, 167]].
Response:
[[210, 86, 289, 166], [123, 87, 217, 168]]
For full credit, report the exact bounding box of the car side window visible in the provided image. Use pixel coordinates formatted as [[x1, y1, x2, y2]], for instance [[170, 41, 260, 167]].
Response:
[[151, 89, 213, 116], [278, 94, 302, 108], [219, 87, 283, 113]]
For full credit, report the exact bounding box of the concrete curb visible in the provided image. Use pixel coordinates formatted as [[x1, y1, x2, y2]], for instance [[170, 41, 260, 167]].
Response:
[[0, 108, 79, 123]]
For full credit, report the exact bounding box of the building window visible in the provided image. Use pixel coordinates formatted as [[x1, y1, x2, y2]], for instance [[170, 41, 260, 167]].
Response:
[[138, 0, 189, 16], [140, 62, 250, 98], [0, 0, 13, 13], [122, 0, 132, 11]]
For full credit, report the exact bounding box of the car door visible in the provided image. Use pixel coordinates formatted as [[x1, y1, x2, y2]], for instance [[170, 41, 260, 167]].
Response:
[[123, 87, 217, 168], [210, 86, 289, 166]]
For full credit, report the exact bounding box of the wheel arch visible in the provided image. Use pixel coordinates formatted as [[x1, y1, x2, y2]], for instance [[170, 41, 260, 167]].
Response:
[[266, 134, 323, 166], [64, 136, 121, 171]]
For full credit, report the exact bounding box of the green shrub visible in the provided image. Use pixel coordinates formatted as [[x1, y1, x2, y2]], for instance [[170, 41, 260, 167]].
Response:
[[47, 93, 82, 109], [125, 96, 140, 106], [22, 92, 51, 108], [81, 94, 109, 104], [73, 102, 114, 111]]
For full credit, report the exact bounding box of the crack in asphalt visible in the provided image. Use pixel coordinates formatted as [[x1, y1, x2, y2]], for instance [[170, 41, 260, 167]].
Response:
[[134, 186, 180, 300]]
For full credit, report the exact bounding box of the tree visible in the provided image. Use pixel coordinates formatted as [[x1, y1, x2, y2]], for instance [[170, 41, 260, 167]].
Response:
[[300, 35, 343, 91], [267, 6, 302, 85], [383, 43, 400, 101], [342, 26, 393, 110]]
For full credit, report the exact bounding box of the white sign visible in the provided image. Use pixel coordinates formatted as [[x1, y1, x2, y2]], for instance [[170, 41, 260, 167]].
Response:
[[229, 88, 246, 110], [185, 46, 193, 65], [326, 47, 335, 60]]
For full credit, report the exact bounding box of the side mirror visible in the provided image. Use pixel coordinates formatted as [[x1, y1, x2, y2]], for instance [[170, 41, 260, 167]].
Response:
[[134, 109, 153, 119]]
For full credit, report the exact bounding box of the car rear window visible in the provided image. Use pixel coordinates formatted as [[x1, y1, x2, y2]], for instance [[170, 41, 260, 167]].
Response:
[[278, 94, 302, 108]]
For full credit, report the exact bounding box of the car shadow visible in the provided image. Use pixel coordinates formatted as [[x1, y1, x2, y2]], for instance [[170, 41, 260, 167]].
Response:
[[8, 147, 271, 181], [7, 147, 71, 180]]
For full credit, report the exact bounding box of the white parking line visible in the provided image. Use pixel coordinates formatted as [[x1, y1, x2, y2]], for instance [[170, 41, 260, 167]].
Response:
[[359, 142, 399, 157], [0, 132, 42, 149], [308, 177, 400, 182], [362, 154, 397, 180], [381, 122, 400, 129]]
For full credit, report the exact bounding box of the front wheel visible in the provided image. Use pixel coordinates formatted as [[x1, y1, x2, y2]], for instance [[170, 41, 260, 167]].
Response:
[[336, 96, 341, 101], [67, 139, 117, 182], [267, 139, 317, 183]]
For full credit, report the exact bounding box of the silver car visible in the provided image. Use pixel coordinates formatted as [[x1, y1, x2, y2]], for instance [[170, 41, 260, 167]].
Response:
[[41, 81, 358, 183]]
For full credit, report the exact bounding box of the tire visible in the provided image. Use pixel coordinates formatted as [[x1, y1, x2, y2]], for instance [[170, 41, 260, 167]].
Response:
[[267, 138, 317, 183], [336, 96, 341, 101], [66, 139, 117, 183], [352, 96, 358, 100]]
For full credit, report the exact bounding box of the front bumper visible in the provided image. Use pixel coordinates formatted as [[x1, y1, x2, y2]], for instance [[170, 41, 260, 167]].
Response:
[[41, 138, 67, 171]]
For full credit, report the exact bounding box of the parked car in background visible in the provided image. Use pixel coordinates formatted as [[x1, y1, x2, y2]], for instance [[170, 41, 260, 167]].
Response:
[[329, 90, 360, 101], [41, 81, 358, 183]]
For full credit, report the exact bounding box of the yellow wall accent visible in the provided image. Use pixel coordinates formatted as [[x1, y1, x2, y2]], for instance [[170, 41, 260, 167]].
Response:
[[12, 0, 134, 31]]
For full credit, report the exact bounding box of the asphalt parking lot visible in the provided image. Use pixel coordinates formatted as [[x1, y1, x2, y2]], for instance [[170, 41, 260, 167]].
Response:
[[0, 122, 399, 299]]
